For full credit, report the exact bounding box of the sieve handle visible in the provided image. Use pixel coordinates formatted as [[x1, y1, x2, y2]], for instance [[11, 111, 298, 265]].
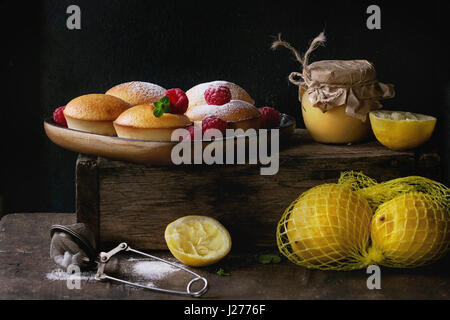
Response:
[[95, 243, 209, 297], [187, 277, 209, 298]]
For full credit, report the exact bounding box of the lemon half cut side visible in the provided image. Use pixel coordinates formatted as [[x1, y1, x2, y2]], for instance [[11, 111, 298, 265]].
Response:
[[369, 110, 436, 151], [165, 215, 232, 267]]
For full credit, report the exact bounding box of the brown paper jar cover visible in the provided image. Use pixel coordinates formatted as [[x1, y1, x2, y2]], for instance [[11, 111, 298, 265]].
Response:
[[302, 59, 394, 121], [272, 33, 395, 121]]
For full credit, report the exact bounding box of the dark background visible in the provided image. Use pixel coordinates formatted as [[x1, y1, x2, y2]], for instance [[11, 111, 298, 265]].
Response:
[[1, 0, 449, 215]]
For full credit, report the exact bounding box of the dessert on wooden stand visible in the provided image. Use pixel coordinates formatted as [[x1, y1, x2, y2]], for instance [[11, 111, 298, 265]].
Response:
[[45, 80, 292, 165]]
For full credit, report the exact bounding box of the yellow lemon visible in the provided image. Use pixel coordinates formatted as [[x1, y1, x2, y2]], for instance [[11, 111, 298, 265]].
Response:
[[369, 110, 436, 151], [370, 193, 450, 268], [301, 91, 372, 144], [164, 215, 232, 267], [282, 184, 373, 270]]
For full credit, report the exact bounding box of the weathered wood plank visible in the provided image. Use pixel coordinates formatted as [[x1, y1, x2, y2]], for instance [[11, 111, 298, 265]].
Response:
[[75, 129, 442, 250], [76, 154, 100, 245]]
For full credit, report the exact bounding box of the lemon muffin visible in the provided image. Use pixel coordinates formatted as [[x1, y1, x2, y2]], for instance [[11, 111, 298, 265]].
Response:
[[63, 94, 132, 136], [113, 104, 192, 141], [106, 81, 166, 106], [185, 100, 261, 131]]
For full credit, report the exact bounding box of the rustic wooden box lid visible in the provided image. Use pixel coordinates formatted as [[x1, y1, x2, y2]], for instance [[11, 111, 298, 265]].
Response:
[[76, 129, 441, 251]]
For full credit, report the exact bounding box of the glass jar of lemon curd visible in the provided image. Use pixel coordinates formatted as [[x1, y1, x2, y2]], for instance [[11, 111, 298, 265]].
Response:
[[273, 33, 395, 144]]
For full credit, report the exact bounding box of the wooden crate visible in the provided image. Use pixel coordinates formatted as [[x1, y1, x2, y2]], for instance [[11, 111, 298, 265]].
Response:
[[76, 129, 441, 251]]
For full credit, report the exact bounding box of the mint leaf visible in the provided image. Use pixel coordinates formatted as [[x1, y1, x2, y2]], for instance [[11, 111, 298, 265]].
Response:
[[154, 101, 162, 109], [160, 96, 170, 105], [161, 96, 171, 113], [257, 254, 281, 264], [153, 96, 171, 117], [153, 107, 164, 117], [217, 268, 231, 276], [162, 103, 171, 113]]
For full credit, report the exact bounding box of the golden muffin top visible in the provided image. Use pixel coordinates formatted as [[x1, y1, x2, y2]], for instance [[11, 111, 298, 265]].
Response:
[[64, 94, 132, 121], [114, 104, 192, 129]]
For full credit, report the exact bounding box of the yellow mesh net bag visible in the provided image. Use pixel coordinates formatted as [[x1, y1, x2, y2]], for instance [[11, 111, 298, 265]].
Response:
[[276, 172, 450, 270], [338, 171, 450, 212]]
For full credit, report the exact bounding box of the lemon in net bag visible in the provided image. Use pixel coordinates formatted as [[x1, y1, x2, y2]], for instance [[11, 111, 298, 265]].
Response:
[[277, 172, 450, 270], [277, 184, 373, 271], [369, 192, 450, 268]]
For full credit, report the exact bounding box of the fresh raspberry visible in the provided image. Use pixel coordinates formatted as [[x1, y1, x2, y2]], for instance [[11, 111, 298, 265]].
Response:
[[53, 106, 68, 127], [179, 126, 196, 141], [202, 116, 228, 136], [165, 88, 189, 114], [259, 106, 281, 129], [204, 85, 231, 106]]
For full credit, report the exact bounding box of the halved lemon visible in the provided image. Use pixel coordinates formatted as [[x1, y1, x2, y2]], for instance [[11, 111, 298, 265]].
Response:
[[369, 110, 436, 151], [164, 216, 232, 267]]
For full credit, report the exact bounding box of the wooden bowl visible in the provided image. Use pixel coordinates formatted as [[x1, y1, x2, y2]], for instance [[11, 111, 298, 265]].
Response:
[[44, 114, 296, 165]]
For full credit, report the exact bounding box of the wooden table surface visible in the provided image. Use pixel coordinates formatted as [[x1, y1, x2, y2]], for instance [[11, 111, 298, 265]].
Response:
[[0, 213, 449, 300]]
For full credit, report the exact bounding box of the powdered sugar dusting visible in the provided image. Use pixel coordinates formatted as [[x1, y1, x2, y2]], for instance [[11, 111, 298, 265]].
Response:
[[107, 81, 166, 105], [123, 81, 166, 98], [186, 100, 260, 121], [186, 81, 255, 108]]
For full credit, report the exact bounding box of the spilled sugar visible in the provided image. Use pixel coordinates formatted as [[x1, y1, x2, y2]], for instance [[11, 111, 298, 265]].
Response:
[[129, 258, 180, 281], [129, 259, 181, 289], [45, 258, 180, 286], [45, 269, 96, 281]]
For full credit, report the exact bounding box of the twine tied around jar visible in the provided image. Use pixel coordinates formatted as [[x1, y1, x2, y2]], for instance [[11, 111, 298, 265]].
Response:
[[271, 32, 327, 87]]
